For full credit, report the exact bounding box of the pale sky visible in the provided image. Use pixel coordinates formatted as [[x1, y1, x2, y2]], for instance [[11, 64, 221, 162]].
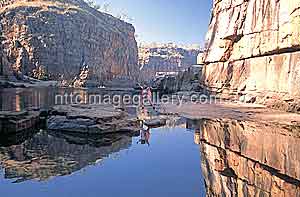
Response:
[[95, 0, 213, 46]]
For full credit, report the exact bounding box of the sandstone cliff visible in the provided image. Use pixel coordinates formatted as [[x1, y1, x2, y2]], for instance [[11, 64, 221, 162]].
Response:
[[0, 0, 138, 82], [202, 0, 300, 111], [139, 43, 201, 80], [194, 118, 300, 196]]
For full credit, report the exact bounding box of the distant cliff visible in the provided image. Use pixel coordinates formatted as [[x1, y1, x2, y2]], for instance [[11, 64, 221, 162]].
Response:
[[139, 43, 201, 80], [201, 0, 300, 111], [0, 0, 138, 81]]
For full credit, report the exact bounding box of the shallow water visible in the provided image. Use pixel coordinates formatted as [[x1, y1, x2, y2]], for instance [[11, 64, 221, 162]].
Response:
[[0, 127, 206, 197], [0, 87, 139, 111], [1, 88, 300, 196]]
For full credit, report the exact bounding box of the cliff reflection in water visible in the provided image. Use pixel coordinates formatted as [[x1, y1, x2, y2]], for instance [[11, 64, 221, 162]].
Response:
[[190, 118, 300, 196], [0, 87, 138, 112], [0, 131, 136, 183]]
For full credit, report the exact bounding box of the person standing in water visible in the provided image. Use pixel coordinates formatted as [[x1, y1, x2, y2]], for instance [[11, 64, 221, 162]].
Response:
[[137, 120, 151, 146], [141, 86, 154, 114]]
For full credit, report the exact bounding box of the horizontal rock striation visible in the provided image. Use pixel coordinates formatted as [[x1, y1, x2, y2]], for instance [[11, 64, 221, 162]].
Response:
[[201, 0, 300, 111], [0, 0, 138, 81], [201, 142, 300, 196], [196, 118, 300, 196], [0, 110, 42, 134]]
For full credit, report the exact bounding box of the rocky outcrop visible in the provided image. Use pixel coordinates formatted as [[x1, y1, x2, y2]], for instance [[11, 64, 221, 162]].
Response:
[[152, 69, 201, 94], [0, 0, 138, 82], [195, 118, 300, 196], [48, 104, 140, 134], [201, 0, 300, 111], [0, 110, 44, 134]]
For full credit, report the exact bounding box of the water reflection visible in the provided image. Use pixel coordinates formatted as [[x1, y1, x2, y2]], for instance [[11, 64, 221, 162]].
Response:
[[0, 126, 203, 197], [0, 131, 136, 183], [3, 106, 298, 196], [0, 87, 138, 111], [137, 127, 151, 146], [0, 88, 55, 111], [15, 94, 21, 112], [190, 118, 300, 196]]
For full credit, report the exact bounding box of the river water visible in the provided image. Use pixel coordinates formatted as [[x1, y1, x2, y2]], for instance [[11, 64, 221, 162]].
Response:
[[1, 88, 300, 196], [0, 126, 206, 197], [0, 87, 140, 111]]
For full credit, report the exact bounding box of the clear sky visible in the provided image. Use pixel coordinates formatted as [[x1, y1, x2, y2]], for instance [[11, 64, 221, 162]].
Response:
[[95, 0, 213, 46]]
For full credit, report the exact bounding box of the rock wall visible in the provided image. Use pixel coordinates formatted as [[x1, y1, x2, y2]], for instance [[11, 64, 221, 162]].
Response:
[[195, 118, 300, 196], [139, 43, 201, 80], [0, 0, 138, 81], [201, 0, 300, 110]]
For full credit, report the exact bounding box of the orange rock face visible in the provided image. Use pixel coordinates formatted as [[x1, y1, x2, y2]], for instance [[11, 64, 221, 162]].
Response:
[[0, 0, 138, 81], [196, 118, 300, 196], [202, 0, 300, 110]]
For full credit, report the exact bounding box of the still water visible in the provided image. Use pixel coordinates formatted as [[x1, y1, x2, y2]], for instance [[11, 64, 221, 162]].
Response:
[[0, 127, 206, 197], [1, 88, 300, 196], [0, 87, 139, 111]]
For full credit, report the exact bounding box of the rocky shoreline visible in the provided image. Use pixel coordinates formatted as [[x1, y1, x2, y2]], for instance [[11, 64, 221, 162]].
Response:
[[1, 92, 300, 192], [48, 104, 140, 134], [0, 105, 142, 134], [0, 110, 45, 134], [0, 79, 59, 89]]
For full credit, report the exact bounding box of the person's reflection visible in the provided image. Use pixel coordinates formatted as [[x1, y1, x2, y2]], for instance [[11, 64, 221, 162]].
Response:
[[137, 121, 151, 146], [194, 129, 201, 145]]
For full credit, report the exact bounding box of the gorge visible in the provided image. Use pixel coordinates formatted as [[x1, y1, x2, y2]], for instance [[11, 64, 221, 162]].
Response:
[[0, 0, 300, 196]]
